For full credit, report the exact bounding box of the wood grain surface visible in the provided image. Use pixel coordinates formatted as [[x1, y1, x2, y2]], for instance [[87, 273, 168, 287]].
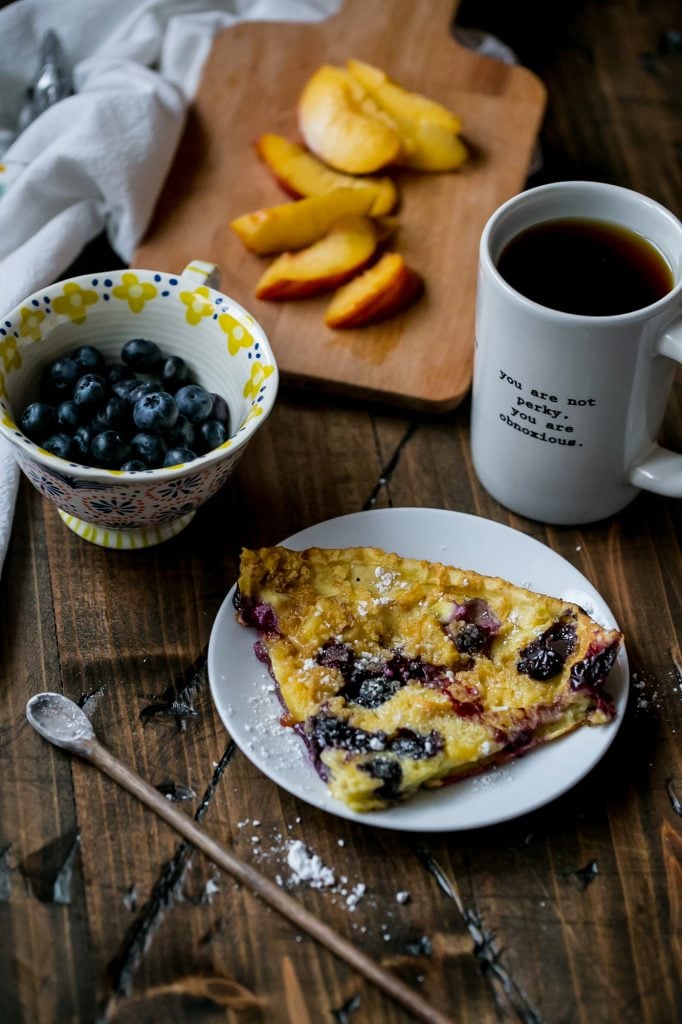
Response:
[[134, 0, 546, 411], [2, 2, 681, 1023]]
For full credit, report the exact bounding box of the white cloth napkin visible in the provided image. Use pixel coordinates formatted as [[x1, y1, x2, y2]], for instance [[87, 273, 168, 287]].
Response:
[[0, 0, 337, 575], [0, 0, 338, 311]]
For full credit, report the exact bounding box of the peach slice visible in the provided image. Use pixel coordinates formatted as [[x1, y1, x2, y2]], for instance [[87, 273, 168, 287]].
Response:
[[298, 65, 403, 174], [255, 216, 380, 300], [298, 59, 467, 175], [324, 252, 423, 329], [254, 133, 398, 215], [346, 59, 461, 133], [230, 187, 378, 255], [346, 58, 468, 171], [396, 121, 468, 172]]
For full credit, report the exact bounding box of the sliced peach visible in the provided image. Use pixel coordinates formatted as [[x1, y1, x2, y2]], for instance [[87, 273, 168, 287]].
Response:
[[346, 58, 467, 171], [346, 58, 461, 133], [397, 121, 468, 172], [324, 252, 423, 329], [298, 65, 402, 174], [254, 133, 398, 215], [230, 187, 377, 255], [255, 216, 379, 300]]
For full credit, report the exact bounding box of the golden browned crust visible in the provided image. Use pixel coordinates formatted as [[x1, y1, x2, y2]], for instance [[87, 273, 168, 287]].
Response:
[[236, 546, 622, 811]]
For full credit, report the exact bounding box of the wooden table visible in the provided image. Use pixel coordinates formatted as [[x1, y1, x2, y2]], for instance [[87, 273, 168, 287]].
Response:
[[1, 2, 680, 1022]]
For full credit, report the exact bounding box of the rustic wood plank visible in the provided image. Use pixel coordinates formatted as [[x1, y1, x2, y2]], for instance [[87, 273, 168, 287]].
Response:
[[0, 482, 97, 1023], [1, 0, 680, 1021]]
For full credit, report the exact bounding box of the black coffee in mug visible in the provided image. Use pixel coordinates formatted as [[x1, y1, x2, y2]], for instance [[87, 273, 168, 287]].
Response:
[[496, 217, 674, 315]]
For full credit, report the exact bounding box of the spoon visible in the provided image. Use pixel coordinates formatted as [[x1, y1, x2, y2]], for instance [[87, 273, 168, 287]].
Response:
[[26, 692, 454, 1024]]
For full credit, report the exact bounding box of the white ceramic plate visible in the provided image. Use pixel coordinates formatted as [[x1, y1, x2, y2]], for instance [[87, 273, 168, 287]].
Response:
[[207, 508, 628, 831]]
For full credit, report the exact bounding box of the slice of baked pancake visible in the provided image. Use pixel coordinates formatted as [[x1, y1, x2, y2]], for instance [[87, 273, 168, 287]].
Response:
[[234, 546, 622, 812]]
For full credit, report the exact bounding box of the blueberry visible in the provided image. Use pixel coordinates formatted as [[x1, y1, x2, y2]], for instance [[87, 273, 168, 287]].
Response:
[[165, 414, 195, 448], [41, 433, 74, 459], [517, 620, 577, 681], [72, 424, 94, 461], [519, 646, 563, 680], [307, 712, 379, 755], [111, 377, 140, 402], [71, 345, 105, 373], [133, 390, 178, 431], [351, 675, 400, 708], [388, 728, 444, 760], [57, 400, 80, 431], [20, 402, 56, 441], [73, 373, 106, 410], [233, 589, 279, 631], [175, 384, 213, 423], [360, 758, 403, 800], [163, 446, 197, 467], [130, 431, 167, 468], [197, 418, 227, 452], [309, 714, 355, 750], [107, 363, 134, 385], [210, 393, 230, 426], [570, 641, 619, 692], [161, 355, 189, 392], [250, 602, 278, 631], [43, 356, 80, 397], [127, 378, 163, 406], [92, 396, 130, 433], [120, 459, 147, 472], [90, 430, 131, 467], [454, 623, 488, 655], [321, 645, 411, 708], [317, 642, 355, 677], [385, 653, 445, 687], [121, 338, 162, 372]]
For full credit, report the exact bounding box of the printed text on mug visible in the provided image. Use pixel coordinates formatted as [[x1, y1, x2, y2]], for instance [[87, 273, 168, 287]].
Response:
[[496, 369, 598, 446]]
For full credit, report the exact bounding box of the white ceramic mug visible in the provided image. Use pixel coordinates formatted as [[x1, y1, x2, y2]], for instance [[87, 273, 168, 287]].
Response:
[[471, 181, 682, 524]]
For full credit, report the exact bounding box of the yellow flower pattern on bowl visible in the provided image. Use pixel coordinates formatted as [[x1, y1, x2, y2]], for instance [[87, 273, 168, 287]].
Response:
[[180, 285, 215, 325], [52, 282, 99, 324], [112, 272, 158, 314]]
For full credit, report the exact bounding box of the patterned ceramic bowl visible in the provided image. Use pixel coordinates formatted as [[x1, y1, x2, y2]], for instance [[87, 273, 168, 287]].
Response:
[[0, 261, 278, 549]]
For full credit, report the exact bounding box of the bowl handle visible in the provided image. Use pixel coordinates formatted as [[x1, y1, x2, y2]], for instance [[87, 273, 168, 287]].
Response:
[[181, 260, 221, 290]]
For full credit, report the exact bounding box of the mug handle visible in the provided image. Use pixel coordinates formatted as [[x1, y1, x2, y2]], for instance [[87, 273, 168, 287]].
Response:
[[181, 260, 221, 290], [628, 317, 682, 497]]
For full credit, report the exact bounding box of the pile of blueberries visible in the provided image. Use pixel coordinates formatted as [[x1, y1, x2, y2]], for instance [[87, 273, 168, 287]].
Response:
[[19, 339, 230, 471]]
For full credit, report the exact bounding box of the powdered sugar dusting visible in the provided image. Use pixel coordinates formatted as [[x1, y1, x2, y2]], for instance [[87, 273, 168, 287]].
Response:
[[236, 676, 302, 772], [346, 883, 367, 910], [472, 764, 514, 789], [229, 822, 419, 938], [630, 668, 676, 718], [287, 839, 336, 889]]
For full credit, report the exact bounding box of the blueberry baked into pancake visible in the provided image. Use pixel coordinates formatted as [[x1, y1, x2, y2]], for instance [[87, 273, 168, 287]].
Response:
[[234, 546, 622, 812]]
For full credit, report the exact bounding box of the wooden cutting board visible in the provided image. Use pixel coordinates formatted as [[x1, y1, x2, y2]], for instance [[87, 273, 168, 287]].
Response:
[[134, 0, 546, 411]]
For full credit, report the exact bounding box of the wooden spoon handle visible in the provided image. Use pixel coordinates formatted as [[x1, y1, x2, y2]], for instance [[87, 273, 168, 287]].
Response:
[[85, 739, 454, 1024]]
